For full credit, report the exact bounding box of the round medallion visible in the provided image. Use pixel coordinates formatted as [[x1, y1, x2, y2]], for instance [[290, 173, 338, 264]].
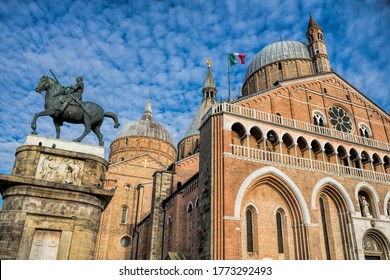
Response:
[[328, 106, 353, 133]]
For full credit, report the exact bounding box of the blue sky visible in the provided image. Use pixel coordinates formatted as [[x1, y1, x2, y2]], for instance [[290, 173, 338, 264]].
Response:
[[0, 0, 389, 178]]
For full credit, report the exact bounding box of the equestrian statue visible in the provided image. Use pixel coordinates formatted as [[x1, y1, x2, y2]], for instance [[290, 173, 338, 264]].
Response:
[[32, 71, 120, 146]]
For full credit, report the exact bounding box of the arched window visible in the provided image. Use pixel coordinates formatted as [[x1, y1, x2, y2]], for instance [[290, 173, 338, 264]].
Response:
[[266, 130, 279, 152], [313, 111, 326, 128], [282, 133, 294, 155], [249, 126, 263, 149], [384, 156, 390, 173], [276, 212, 284, 254], [359, 123, 372, 138], [358, 190, 376, 218], [319, 197, 331, 260], [361, 151, 371, 170], [231, 123, 246, 146], [311, 140, 322, 160], [297, 137, 309, 158], [372, 153, 382, 172], [246, 208, 254, 253], [350, 148, 361, 169], [324, 143, 336, 163], [167, 216, 173, 251], [121, 206, 128, 224], [337, 146, 349, 167], [187, 202, 193, 214]]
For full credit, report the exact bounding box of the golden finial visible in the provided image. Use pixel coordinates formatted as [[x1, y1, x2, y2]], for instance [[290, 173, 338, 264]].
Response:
[[206, 59, 212, 68]]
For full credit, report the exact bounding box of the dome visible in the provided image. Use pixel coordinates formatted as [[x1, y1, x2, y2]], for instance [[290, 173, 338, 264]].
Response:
[[244, 40, 310, 81], [114, 99, 174, 146], [114, 119, 174, 145]]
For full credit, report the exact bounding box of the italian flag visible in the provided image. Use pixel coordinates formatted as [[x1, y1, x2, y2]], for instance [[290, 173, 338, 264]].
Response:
[[229, 52, 245, 66]]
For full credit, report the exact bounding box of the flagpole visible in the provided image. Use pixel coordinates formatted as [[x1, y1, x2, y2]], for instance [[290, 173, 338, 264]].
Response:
[[227, 51, 231, 102]]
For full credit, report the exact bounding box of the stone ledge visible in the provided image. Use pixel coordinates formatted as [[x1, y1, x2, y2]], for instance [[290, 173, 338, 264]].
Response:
[[25, 134, 105, 158], [0, 174, 114, 201]]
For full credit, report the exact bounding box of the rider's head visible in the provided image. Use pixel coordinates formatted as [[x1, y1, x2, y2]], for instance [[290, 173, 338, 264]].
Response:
[[76, 76, 83, 82]]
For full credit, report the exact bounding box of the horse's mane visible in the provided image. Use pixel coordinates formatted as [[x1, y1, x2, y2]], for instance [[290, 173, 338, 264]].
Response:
[[43, 75, 61, 86]]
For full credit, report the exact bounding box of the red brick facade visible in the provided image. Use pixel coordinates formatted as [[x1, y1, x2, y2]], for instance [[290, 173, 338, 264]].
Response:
[[96, 16, 390, 260]]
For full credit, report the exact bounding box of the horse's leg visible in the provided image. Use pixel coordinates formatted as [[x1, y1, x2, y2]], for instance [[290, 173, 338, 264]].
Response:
[[31, 109, 57, 134], [73, 115, 92, 143], [53, 120, 61, 139], [92, 123, 104, 146]]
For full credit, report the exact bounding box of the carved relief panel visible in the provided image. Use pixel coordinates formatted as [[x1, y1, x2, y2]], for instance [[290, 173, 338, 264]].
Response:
[[36, 154, 84, 186]]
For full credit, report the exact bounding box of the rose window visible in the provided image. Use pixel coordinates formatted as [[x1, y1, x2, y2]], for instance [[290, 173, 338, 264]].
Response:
[[328, 106, 353, 133]]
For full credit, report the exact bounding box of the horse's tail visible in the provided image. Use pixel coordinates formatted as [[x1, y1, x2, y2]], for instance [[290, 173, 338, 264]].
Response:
[[104, 112, 120, 128]]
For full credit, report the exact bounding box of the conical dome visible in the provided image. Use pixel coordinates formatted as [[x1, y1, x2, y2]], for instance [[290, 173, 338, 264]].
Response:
[[114, 99, 174, 145], [183, 62, 218, 139], [177, 60, 217, 160]]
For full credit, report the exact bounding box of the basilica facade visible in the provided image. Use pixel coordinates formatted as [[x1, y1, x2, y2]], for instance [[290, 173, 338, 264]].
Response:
[[94, 16, 390, 260]]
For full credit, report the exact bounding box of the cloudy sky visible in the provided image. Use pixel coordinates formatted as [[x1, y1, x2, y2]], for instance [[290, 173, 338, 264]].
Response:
[[0, 0, 389, 178]]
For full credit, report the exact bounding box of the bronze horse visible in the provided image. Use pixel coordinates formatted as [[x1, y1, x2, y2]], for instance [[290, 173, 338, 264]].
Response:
[[32, 75, 120, 146]]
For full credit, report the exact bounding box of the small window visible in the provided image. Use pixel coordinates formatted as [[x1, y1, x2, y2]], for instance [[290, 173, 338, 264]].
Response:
[[319, 197, 331, 260], [278, 62, 282, 70], [246, 208, 254, 253], [120, 236, 131, 247], [323, 88, 327, 94], [359, 124, 371, 138], [313, 111, 326, 127], [276, 212, 284, 253], [187, 202, 193, 213], [121, 206, 128, 224]]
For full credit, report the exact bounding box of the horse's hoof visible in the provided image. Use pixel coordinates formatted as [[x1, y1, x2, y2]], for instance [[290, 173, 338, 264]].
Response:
[[73, 139, 81, 142], [31, 131, 37, 135]]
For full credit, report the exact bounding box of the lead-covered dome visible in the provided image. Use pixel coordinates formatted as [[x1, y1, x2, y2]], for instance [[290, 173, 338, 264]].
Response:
[[244, 40, 310, 81], [114, 99, 174, 146]]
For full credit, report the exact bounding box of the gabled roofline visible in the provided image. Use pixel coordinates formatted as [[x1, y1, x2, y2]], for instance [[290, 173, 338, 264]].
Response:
[[109, 153, 168, 169], [235, 71, 390, 119], [161, 172, 199, 207]]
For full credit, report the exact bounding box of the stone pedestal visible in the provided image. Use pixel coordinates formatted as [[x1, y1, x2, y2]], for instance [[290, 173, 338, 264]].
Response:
[[0, 135, 114, 260]]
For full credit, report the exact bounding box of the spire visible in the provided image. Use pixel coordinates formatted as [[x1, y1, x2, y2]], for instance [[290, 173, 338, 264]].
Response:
[[141, 96, 152, 121], [306, 15, 330, 73], [307, 15, 322, 31], [202, 59, 217, 99], [181, 60, 218, 141]]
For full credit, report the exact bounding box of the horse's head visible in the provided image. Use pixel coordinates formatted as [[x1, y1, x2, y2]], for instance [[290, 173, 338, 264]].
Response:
[[35, 75, 51, 93]]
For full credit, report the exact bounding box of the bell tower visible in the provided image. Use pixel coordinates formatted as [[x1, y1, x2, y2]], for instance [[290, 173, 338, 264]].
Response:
[[306, 15, 331, 73]]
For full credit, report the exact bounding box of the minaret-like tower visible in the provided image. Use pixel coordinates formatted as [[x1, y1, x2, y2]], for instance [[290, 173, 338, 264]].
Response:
[[177, 59, 218, 160], [306, 15, 331, 73], [141, 96, 152, 121]]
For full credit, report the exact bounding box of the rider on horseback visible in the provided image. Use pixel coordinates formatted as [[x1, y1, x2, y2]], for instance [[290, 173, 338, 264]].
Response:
[[59, 76, 84, 111]]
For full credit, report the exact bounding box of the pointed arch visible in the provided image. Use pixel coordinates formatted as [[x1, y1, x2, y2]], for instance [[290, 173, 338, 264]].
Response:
[[355, 182, 380, 218], [234, 166, 311, 224], [311, 177, 355, 212], [384, 192, 390, 217], [362, 229, 390, 260], [312, 177, 355, 259]]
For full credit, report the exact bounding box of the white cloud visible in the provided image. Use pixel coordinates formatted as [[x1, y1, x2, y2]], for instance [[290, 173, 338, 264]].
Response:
[[0, 0, 389, 179]]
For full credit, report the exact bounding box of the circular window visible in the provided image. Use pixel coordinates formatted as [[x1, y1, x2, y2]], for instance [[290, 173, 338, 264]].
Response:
[[328, 106, 353, 133], [120, 236, 131, 247]]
